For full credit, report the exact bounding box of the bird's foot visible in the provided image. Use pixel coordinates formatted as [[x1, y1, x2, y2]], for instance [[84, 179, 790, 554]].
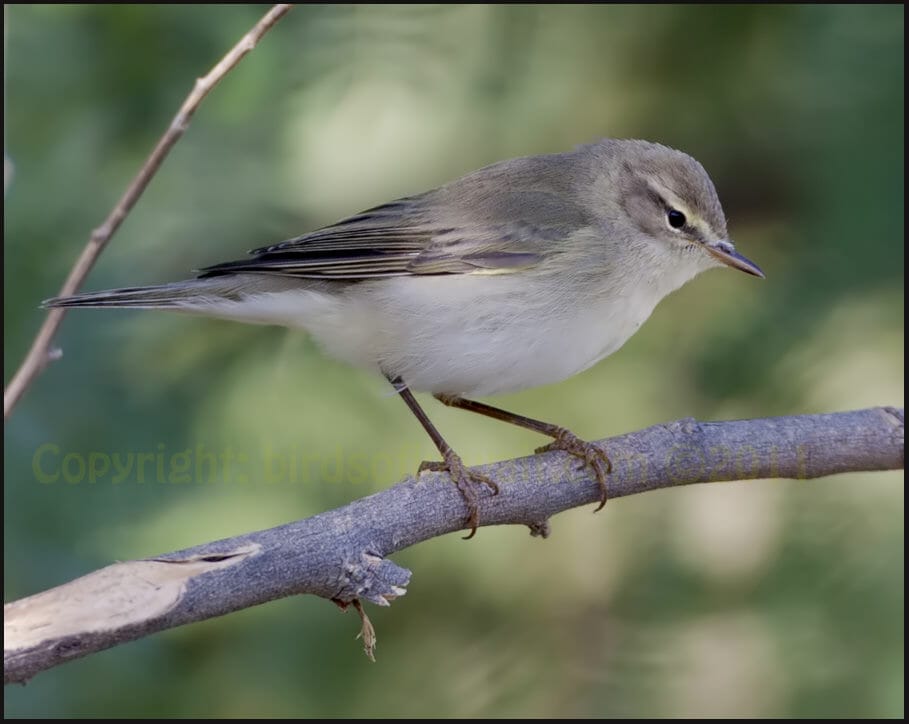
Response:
[[535, 428, 612, 511], [419, 451, 499, 539]]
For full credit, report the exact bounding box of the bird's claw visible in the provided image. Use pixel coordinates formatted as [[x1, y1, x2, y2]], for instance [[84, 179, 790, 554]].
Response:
[[418, 452, 499, 538], [535, 429, 611, 511]]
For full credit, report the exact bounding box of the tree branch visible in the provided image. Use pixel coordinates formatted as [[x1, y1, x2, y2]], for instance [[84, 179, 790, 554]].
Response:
[[4, 406, 903, 683], [3, 4, 293, 420]]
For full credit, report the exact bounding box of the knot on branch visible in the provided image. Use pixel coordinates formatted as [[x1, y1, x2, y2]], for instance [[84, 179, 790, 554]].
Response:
[[527, 519, 552, 538], [334, 551, 411, 607], [666, 416, 699, 435], [882, 406, 904, 448]]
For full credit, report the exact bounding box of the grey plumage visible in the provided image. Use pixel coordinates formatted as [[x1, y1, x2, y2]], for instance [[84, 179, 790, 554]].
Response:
[[44, 139, 651, 303], [43, 138, 761, 397], [41, 138, 765, 535]]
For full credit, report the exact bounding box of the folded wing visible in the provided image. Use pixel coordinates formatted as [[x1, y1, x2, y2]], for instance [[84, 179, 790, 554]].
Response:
[[199, 169, 589, 281]]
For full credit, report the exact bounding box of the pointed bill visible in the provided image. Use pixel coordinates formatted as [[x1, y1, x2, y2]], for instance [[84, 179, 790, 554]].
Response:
[[705, 240, 765, 278]]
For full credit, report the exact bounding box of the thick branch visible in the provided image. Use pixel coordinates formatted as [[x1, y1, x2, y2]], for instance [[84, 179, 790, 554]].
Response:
[[4, 407, 903, 683], [3, 4, 293, 420]]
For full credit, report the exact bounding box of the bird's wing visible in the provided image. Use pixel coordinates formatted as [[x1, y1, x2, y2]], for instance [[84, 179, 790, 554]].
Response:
[[198, 183, 589, 281]]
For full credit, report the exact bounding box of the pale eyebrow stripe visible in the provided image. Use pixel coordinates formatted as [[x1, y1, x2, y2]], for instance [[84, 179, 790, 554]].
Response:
[[646, 180, 717, 242], [646, 180, 688, 214]]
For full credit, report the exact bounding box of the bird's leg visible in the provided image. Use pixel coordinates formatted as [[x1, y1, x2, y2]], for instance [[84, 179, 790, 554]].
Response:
[[388, 377, 498, 539], [434, 394, 612, 511]]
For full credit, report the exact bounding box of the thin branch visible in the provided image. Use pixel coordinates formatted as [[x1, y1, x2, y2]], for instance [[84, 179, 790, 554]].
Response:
[[3, 4, 293, 420], [4, 407, 903, 684]]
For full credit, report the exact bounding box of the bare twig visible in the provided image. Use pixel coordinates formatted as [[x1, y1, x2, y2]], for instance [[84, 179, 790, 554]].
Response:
[[3, 4, 293, 420], [4, 406, 903, 684]]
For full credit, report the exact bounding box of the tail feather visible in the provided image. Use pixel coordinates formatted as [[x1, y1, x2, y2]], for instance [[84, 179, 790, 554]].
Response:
[[43, 280, 218, 310], [41, 275, 328, 331]]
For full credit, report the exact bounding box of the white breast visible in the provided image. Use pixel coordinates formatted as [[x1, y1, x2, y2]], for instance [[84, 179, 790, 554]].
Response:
[[310, 267, 701, 396], [198, 245, 710, 397]]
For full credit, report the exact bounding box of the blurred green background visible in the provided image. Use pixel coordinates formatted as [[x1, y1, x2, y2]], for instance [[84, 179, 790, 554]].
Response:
[[4, 4, 904, 717]]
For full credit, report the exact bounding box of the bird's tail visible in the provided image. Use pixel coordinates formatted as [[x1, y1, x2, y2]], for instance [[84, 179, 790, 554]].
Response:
[[42, 278, 236, 310]]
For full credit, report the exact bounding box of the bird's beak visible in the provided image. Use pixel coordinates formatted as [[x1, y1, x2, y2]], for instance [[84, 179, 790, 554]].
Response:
[[705, 240, 765, 278]]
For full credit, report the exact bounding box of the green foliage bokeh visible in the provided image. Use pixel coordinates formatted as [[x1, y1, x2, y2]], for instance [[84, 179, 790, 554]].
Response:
[[4, 4, 903, 717]]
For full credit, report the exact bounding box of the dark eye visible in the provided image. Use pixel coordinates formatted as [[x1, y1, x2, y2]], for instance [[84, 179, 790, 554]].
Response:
[[667, 209, 686, 229]]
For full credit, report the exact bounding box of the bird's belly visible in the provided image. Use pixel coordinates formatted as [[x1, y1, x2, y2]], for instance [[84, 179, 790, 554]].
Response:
[[304, 274, 657, 397]]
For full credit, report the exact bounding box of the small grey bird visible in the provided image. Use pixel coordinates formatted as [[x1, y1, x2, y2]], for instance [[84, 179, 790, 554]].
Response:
[[45, 139, 763, 537]]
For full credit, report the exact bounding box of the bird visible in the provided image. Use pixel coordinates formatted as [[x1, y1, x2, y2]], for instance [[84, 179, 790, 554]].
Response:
[[44, 138, 764, 537]]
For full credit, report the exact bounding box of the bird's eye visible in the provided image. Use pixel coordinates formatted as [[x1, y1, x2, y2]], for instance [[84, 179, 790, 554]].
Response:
[[667, 209, 686, 229]]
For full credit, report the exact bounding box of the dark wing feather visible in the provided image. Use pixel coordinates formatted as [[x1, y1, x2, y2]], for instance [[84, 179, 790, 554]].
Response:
[[197, 184, 583, 281], [199, 198, 434, 280]]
